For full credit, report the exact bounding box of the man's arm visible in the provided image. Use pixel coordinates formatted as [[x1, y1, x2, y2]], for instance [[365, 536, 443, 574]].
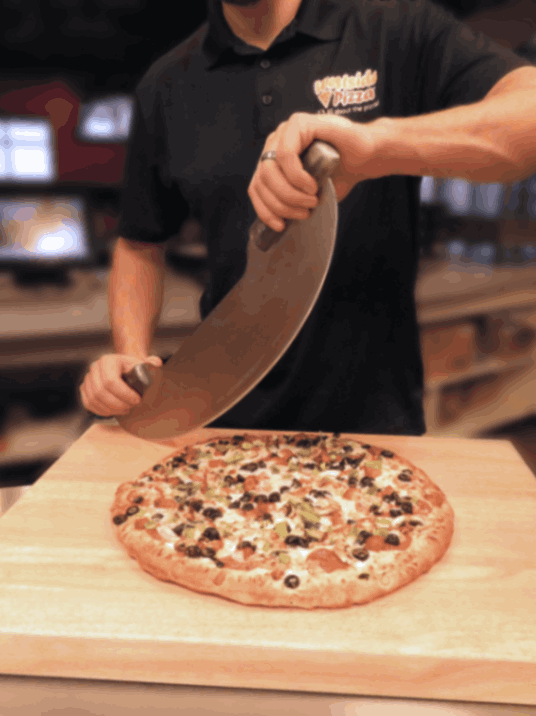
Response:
[[248, 66, 536, 232], [108, 236, 166, 358], [375, 66, 536, 185]]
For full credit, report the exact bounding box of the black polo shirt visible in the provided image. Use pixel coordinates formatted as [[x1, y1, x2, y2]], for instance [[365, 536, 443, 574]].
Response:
[[118, 0, 530, 435]]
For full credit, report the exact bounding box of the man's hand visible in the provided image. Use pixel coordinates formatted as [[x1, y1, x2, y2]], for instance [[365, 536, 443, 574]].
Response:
[[248, 112, 381, 232], [80, 353, 162, 417]]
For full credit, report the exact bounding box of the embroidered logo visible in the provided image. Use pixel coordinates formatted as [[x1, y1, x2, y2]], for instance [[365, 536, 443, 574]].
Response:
[[313, 69, 379, 116]]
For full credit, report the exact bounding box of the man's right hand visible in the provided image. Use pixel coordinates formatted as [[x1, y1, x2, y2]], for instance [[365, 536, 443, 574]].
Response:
[[80, 354, 163, 417]]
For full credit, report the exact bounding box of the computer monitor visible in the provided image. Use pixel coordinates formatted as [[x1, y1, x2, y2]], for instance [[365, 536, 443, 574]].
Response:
[[0, 116, 57, 185], [76, 95, 134, 143], [0, 187, 95, 281]]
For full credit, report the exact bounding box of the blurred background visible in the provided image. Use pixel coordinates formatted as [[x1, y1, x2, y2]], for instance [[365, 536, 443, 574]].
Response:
[[1, 0, 536, 515]]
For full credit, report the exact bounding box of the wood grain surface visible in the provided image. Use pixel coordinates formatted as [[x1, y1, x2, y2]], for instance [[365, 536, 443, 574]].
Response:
[[1, 424, 536, 706]]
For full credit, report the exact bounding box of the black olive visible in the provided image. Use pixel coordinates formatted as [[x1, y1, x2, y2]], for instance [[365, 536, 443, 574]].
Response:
[[126, 505, 139, 516], [173, 495, 183, 504], [380, 450, 394, 458], [172, 524, 185, 536], [343, 446, 353, 453], [347, 456, 364, 468], [229, 501, 241, 509], [360, 477, 374, 488], [291, 478, 302, 488], [310, 489, 330, 499], [254, 494, 269, 503], [186, 545, 203, 558], [312, 436, 322, 445], [398, 473, 412, 482], [232, 435, 245, 441], [347, 519, 356, 524], [284, 574, 300, 588], [189, 464, 199, 470], [151, 513, 164, 520], [409, 520, 422, 526], [236, 475, 246, 483], [348, 477, 358, 487], [202, 507, 223, 520], [352, 549, 369, 561], [333, 431, 341, 438], [303, 463, 316, 469], [215, 560, 225, 567], [223, 475, 236, 486], [390, 509, 402, 517], [202, 527, 220, 541], [263, 513, 273, 522], [133, 496, 144, 504], [218, 440, 229, 445], [296, 438, 312, 448], [358, 573, 370, 580], [188, 499, 203, 512], [285, 535, 309, 547], [283, 503, 292, 517], [242, 462, 258, 472], [369, 505, 381, 515], [238, 540, 256, 551], [257, 460, 267, 468], [400, 501, 413, 514], [113, 514, 127, 525], [357, 530, 372, 544], [268, 492, 280, 502], [153, 464, 163, 471], [242, 503, 254, 511], [279, 486, 290, 493], [171, 456, 186, 467], [204, 547, 216, 558], [241, 492, 253, 502], [385, 533, 400, 545]]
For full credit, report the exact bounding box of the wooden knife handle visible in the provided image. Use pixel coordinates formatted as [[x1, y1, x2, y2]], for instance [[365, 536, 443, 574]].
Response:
[[249, 140, 340, 252]]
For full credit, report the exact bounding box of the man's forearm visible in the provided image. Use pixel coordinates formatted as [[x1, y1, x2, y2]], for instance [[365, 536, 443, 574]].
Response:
[[108, 237, 166, 357], [371, 70, 536, 184]]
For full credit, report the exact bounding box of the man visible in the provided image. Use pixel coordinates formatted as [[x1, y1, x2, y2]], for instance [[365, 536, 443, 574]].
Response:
[[80, 0, 536, 435]]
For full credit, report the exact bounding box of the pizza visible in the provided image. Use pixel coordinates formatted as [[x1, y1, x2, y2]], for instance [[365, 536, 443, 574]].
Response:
[[111, 432, 454, 608]]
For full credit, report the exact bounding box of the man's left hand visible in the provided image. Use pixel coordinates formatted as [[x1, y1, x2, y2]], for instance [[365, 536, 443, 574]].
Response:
[[248, 112, 382, 232]]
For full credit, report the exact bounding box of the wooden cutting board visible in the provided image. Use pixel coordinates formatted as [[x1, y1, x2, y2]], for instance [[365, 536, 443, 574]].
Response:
[[1, 424, 536, 706]]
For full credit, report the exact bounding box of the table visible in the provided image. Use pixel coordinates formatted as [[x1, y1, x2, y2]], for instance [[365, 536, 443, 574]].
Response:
[[1, 425, 536, 714]]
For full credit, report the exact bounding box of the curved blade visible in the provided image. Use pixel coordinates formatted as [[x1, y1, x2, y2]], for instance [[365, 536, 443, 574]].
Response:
[[118, 177, 338, 440]]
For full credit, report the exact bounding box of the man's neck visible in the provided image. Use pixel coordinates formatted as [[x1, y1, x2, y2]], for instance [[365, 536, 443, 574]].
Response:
[[222, 0, 302, 51]]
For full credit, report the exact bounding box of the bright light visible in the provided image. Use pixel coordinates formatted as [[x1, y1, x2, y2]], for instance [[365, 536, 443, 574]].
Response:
[[0, 118, 56, 182], [12, 147, 48, 176], [77, 95, 134, 141], [35, 224, 79, 255]]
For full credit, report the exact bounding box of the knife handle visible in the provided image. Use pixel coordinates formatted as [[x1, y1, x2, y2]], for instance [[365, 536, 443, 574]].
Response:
[[86, 363, 154, 420], [121, 362, 153, 397], [250, 140, 340, 252]]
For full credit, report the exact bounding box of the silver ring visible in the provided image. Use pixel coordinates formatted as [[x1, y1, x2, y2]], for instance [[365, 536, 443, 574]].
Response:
[[260, 150, 277, 162]]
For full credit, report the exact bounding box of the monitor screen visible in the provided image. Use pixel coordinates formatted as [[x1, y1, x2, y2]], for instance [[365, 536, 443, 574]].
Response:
[[76, 95, 134, 143], [0, 194, 92, 264], [0, 117, 57, 184], [419, 175, 507, 220]]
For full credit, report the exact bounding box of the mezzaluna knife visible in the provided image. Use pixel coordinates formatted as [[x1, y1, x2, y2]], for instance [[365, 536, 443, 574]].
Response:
[[108, 140, 340, 439]]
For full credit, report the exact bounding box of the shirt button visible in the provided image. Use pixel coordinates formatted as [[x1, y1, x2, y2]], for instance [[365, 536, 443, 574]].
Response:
[[262, 94, 273, 105], [260, 59, 270, 69]]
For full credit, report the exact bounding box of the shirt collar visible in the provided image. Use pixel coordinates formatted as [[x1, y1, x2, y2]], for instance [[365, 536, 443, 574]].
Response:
[[202, 0, 347, 68]]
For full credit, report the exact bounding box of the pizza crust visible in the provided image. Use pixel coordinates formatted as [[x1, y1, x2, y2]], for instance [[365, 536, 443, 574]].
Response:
[[111, 433, 455, 608]]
